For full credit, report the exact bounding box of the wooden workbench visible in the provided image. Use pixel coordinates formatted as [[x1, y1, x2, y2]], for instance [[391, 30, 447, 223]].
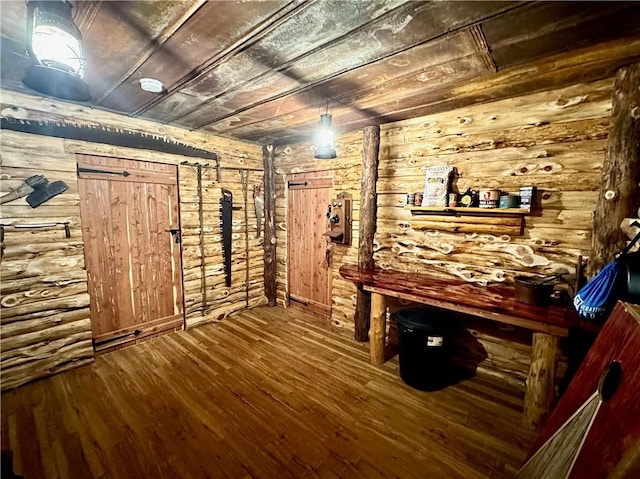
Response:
[[339, 264, 600, 429]]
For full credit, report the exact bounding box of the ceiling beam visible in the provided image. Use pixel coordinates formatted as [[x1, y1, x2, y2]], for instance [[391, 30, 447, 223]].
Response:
[[239, 36, 640, 145], [94, 0, 209, 105], [162, 1, 521, 129], [133, 0, 314, 116]]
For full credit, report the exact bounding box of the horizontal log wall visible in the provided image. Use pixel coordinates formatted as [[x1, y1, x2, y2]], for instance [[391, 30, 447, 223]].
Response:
[[180, 166, 266, 328], [0, 89, 264, 390], [1, 127, 93, 391], [275, 78, 611, 392], [375, 78, 611, 284]]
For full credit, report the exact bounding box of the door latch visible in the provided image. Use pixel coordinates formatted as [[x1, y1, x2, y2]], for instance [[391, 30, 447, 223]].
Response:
[[166, 228, 181, 244]]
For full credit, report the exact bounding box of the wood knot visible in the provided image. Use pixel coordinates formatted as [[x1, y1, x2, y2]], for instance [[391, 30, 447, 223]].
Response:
[[604, 190, 616, 200], [520, 167, 528, 173], [553, 95, 587, 108], [1, 106, 28, 119], [543, 165, 553, 172], [439, 244, 453, 254], [521, 255, 535, 266]]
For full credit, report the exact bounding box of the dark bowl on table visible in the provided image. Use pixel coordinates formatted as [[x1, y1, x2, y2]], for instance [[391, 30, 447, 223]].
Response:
[[514, 275, 554, 306]]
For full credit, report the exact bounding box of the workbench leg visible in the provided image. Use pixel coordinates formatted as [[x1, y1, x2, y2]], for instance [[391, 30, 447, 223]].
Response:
[[369, 292, 386, 366], [524, 332, 560, 429]]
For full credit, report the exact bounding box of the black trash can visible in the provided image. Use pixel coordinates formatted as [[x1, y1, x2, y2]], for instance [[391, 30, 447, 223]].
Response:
[[395, 308, 453, 391]]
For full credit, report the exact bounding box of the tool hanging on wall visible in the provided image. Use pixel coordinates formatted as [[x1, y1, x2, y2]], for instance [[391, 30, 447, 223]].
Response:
[[240, 171, 250, 307], [1, 222, 71, 240], [0, 174, 68, 208], [220, 188, 234, 287], [253, 184, 264, 238], [2, 118, 220, 179], [181, 160, 215, 315]]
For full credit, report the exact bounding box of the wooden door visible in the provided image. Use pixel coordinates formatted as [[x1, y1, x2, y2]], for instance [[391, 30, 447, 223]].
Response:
[[287, 174, 333, 317], [77, 155, 183, 351]]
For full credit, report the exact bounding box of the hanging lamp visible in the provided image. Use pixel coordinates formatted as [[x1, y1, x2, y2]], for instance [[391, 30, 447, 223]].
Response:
[[314, 99, 337, 159], [22, 0, 91, 101]]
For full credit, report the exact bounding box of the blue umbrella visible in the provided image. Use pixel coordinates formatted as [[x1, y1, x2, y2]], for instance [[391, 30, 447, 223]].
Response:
[[574, 226, 640, 322]]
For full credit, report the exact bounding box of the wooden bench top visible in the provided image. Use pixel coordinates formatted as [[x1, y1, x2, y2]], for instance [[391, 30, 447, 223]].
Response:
[[339, 264, 600, 337]]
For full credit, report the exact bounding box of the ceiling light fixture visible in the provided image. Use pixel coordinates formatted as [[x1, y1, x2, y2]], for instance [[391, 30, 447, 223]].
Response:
[[139, 78, 165, 94], [22, 0, 91, 101], [314, 98, 337, 160]]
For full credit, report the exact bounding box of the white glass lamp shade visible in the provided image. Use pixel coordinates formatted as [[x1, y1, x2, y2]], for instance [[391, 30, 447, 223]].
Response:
[[316, 125, 334, 148], [31, 24, 85, 77], [23, 1, 91, 101], [314, 113, 337, 159], [27, 1, 85, 77]]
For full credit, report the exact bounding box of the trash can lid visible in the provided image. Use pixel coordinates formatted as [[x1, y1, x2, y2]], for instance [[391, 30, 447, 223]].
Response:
[[395, 308, 452, 331]]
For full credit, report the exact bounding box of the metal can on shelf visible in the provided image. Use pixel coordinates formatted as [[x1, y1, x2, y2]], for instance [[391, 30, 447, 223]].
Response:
[[499, 194, 520, 208], [479, 189, 500, 208]]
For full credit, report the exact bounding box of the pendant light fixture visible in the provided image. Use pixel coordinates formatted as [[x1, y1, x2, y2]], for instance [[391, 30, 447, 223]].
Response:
[[22, 0, 91, 101], [314, 98, 337, 160]]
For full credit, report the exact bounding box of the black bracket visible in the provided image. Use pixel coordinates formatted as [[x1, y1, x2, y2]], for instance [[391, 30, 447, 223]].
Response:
[[77, 165, 130, 177], [165, 228, 181, 244]]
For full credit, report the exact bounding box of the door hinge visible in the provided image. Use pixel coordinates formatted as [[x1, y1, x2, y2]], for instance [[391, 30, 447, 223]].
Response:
[[77, 165, 130, 177]]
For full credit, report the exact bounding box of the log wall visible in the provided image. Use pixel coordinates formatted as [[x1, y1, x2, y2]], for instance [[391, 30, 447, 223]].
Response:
[[375, 78, 611, 282], [179, 165, 266, 329], [0, 89, 265, 390], [274, 131, 364, 329], [275, 78, 612, 392]]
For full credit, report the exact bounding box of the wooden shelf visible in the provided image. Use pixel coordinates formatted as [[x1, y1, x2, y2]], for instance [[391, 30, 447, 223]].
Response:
[[404, 205, 530, 216]]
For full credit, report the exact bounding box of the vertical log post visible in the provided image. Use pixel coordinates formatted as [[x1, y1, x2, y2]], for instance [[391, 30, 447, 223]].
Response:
[[370, 292, 387, 366], [524, 332, 560, 429], [263, 144, 277, 306], [588, 63, 640, 276], [355, 125, 381, 342]]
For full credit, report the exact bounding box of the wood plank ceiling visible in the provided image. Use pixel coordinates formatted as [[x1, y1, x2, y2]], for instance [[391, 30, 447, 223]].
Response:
[[1, 1, 640, 145]]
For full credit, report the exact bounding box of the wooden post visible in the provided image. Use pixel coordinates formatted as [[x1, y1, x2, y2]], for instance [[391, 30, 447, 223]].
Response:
[[588, 62, 640, 276], [263, 144, 277, 306], [524, 332, 560, 429], [355, 125, 380, 342], [369, 292, 386, 366]]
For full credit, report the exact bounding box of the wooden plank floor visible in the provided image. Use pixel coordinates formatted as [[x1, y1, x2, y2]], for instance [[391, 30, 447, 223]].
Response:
[[1, 306, 535, 478]]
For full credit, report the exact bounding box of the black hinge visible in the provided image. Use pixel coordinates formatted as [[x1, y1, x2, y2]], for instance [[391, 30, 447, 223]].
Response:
[[287, 181, 308, 188], [77, 165, 130, 177]]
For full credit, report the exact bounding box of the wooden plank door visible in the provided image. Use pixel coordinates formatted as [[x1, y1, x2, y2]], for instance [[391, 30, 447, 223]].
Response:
[[287, 174, 333, 317], [77, 155, 183, 351]]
